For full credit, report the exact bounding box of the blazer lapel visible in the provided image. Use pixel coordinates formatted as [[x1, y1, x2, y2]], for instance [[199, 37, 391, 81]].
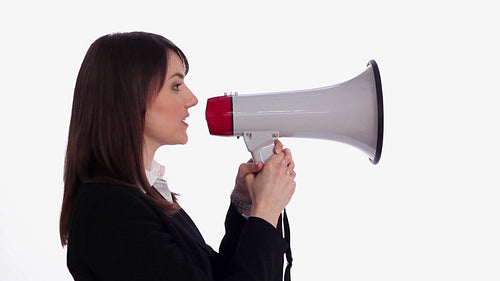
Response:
[[168, 209, 216, 255], [150, 185, 216, 257]]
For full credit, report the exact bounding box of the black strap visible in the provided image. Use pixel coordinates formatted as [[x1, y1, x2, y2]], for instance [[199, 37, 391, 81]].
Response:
[[283, 209, 292, 281]]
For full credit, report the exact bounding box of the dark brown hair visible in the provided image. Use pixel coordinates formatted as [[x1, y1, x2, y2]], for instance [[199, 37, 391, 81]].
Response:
[[60, 32, 188, 246]]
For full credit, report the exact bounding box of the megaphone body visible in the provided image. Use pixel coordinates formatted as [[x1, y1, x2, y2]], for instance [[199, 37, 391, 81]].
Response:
[[206, 60, 384, 164]]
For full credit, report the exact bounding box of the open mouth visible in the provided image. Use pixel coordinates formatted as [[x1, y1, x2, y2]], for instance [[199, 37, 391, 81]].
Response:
[[182, 115, 189, 126]]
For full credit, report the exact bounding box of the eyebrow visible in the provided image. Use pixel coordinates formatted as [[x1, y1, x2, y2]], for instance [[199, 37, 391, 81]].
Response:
[[168, 72, 185, 80]]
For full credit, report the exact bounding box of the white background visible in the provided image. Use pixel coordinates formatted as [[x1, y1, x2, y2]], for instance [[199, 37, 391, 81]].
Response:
[[1, 0, 499, 280]]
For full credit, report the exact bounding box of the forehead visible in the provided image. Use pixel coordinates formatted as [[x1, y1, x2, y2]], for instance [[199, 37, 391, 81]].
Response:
[[166, 50, 186, 75]]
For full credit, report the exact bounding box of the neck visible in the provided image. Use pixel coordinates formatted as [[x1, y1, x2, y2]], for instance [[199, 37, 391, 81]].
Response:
[[143, 142, 158, 171]]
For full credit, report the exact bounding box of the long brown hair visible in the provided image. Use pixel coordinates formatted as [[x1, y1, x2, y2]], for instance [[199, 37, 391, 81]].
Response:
[[60, 32, 188, 246]]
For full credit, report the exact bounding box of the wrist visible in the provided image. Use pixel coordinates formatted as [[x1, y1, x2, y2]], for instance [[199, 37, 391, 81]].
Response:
[[230, 192, 252, 217], [232, 186, 252, 204], [250, 205, 280, 228]]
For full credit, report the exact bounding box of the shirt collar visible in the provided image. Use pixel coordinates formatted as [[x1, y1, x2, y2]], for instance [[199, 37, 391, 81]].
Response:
[[145, 160, 173, 202], [145, 159, 165, 186]]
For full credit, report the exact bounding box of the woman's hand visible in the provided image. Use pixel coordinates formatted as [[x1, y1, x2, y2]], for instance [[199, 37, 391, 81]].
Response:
[[233, 160, 263, 205], [233, 140, 295, 202], [232, 139, 296, 227]]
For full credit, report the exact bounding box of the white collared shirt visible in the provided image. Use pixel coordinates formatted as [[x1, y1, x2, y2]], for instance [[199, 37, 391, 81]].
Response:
[[145, 160, 173, 202]]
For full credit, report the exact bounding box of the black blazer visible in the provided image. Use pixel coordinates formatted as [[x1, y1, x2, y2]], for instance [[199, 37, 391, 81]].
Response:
[[67, 183, 287, 281]]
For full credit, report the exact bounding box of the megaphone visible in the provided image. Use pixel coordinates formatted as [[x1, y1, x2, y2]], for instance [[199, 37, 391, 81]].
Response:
[[205, 60, 384, 164]]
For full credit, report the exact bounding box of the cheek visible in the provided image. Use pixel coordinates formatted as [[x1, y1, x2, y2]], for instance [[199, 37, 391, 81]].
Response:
[[146, 97, 182, 131], [161, 101, 183, 123]]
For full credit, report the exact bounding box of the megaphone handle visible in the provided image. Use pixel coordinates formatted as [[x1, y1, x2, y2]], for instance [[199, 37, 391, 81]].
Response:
[[251, 144, 275, 163], [243, 131, 279, 163]]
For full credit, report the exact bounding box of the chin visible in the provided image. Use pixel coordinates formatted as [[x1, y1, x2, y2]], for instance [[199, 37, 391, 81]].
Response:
[[165, 136, 188, 145], [179, 136, 189, 145]]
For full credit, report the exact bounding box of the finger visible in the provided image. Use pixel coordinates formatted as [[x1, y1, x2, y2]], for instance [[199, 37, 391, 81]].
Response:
[[280, 148, 293, 166], [274, 139, 283, 154], [287, 160, 295, 174], [266, 149, 286, 166], [240, 161, 263, 173]]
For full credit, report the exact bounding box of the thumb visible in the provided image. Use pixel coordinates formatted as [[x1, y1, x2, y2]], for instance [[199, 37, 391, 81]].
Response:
[[243, 161, 264, 173]]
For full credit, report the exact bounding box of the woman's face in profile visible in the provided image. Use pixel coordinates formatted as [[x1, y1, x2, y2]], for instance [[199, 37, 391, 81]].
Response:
[[143, 50, 198, 148]]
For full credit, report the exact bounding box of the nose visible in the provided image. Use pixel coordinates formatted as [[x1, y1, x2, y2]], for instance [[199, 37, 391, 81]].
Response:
[[185, 88, 198, 108]]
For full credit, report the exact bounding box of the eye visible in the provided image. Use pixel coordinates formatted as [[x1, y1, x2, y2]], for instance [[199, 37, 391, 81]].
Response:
[[173, 83, 182, 91]]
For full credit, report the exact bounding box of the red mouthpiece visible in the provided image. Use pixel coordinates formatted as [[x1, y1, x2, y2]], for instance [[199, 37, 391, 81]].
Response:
[[205, 96, 233, 136]]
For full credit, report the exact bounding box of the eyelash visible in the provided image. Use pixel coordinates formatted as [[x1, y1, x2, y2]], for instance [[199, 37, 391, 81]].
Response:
[[173, 83, 182, 91]]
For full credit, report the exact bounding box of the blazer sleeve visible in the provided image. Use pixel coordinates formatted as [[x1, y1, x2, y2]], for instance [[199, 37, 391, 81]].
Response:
[[219, 204, 287, 281]]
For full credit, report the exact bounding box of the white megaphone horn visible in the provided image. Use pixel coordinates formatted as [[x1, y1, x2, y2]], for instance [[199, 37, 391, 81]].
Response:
[[205, 60, 384, 164]]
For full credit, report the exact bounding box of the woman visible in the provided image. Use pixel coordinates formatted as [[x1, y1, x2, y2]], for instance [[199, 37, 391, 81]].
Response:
[[60, 32, 296, 281]]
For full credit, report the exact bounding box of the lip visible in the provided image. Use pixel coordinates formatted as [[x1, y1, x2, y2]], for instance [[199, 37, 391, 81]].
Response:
[[182, 114, 189, 126]]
